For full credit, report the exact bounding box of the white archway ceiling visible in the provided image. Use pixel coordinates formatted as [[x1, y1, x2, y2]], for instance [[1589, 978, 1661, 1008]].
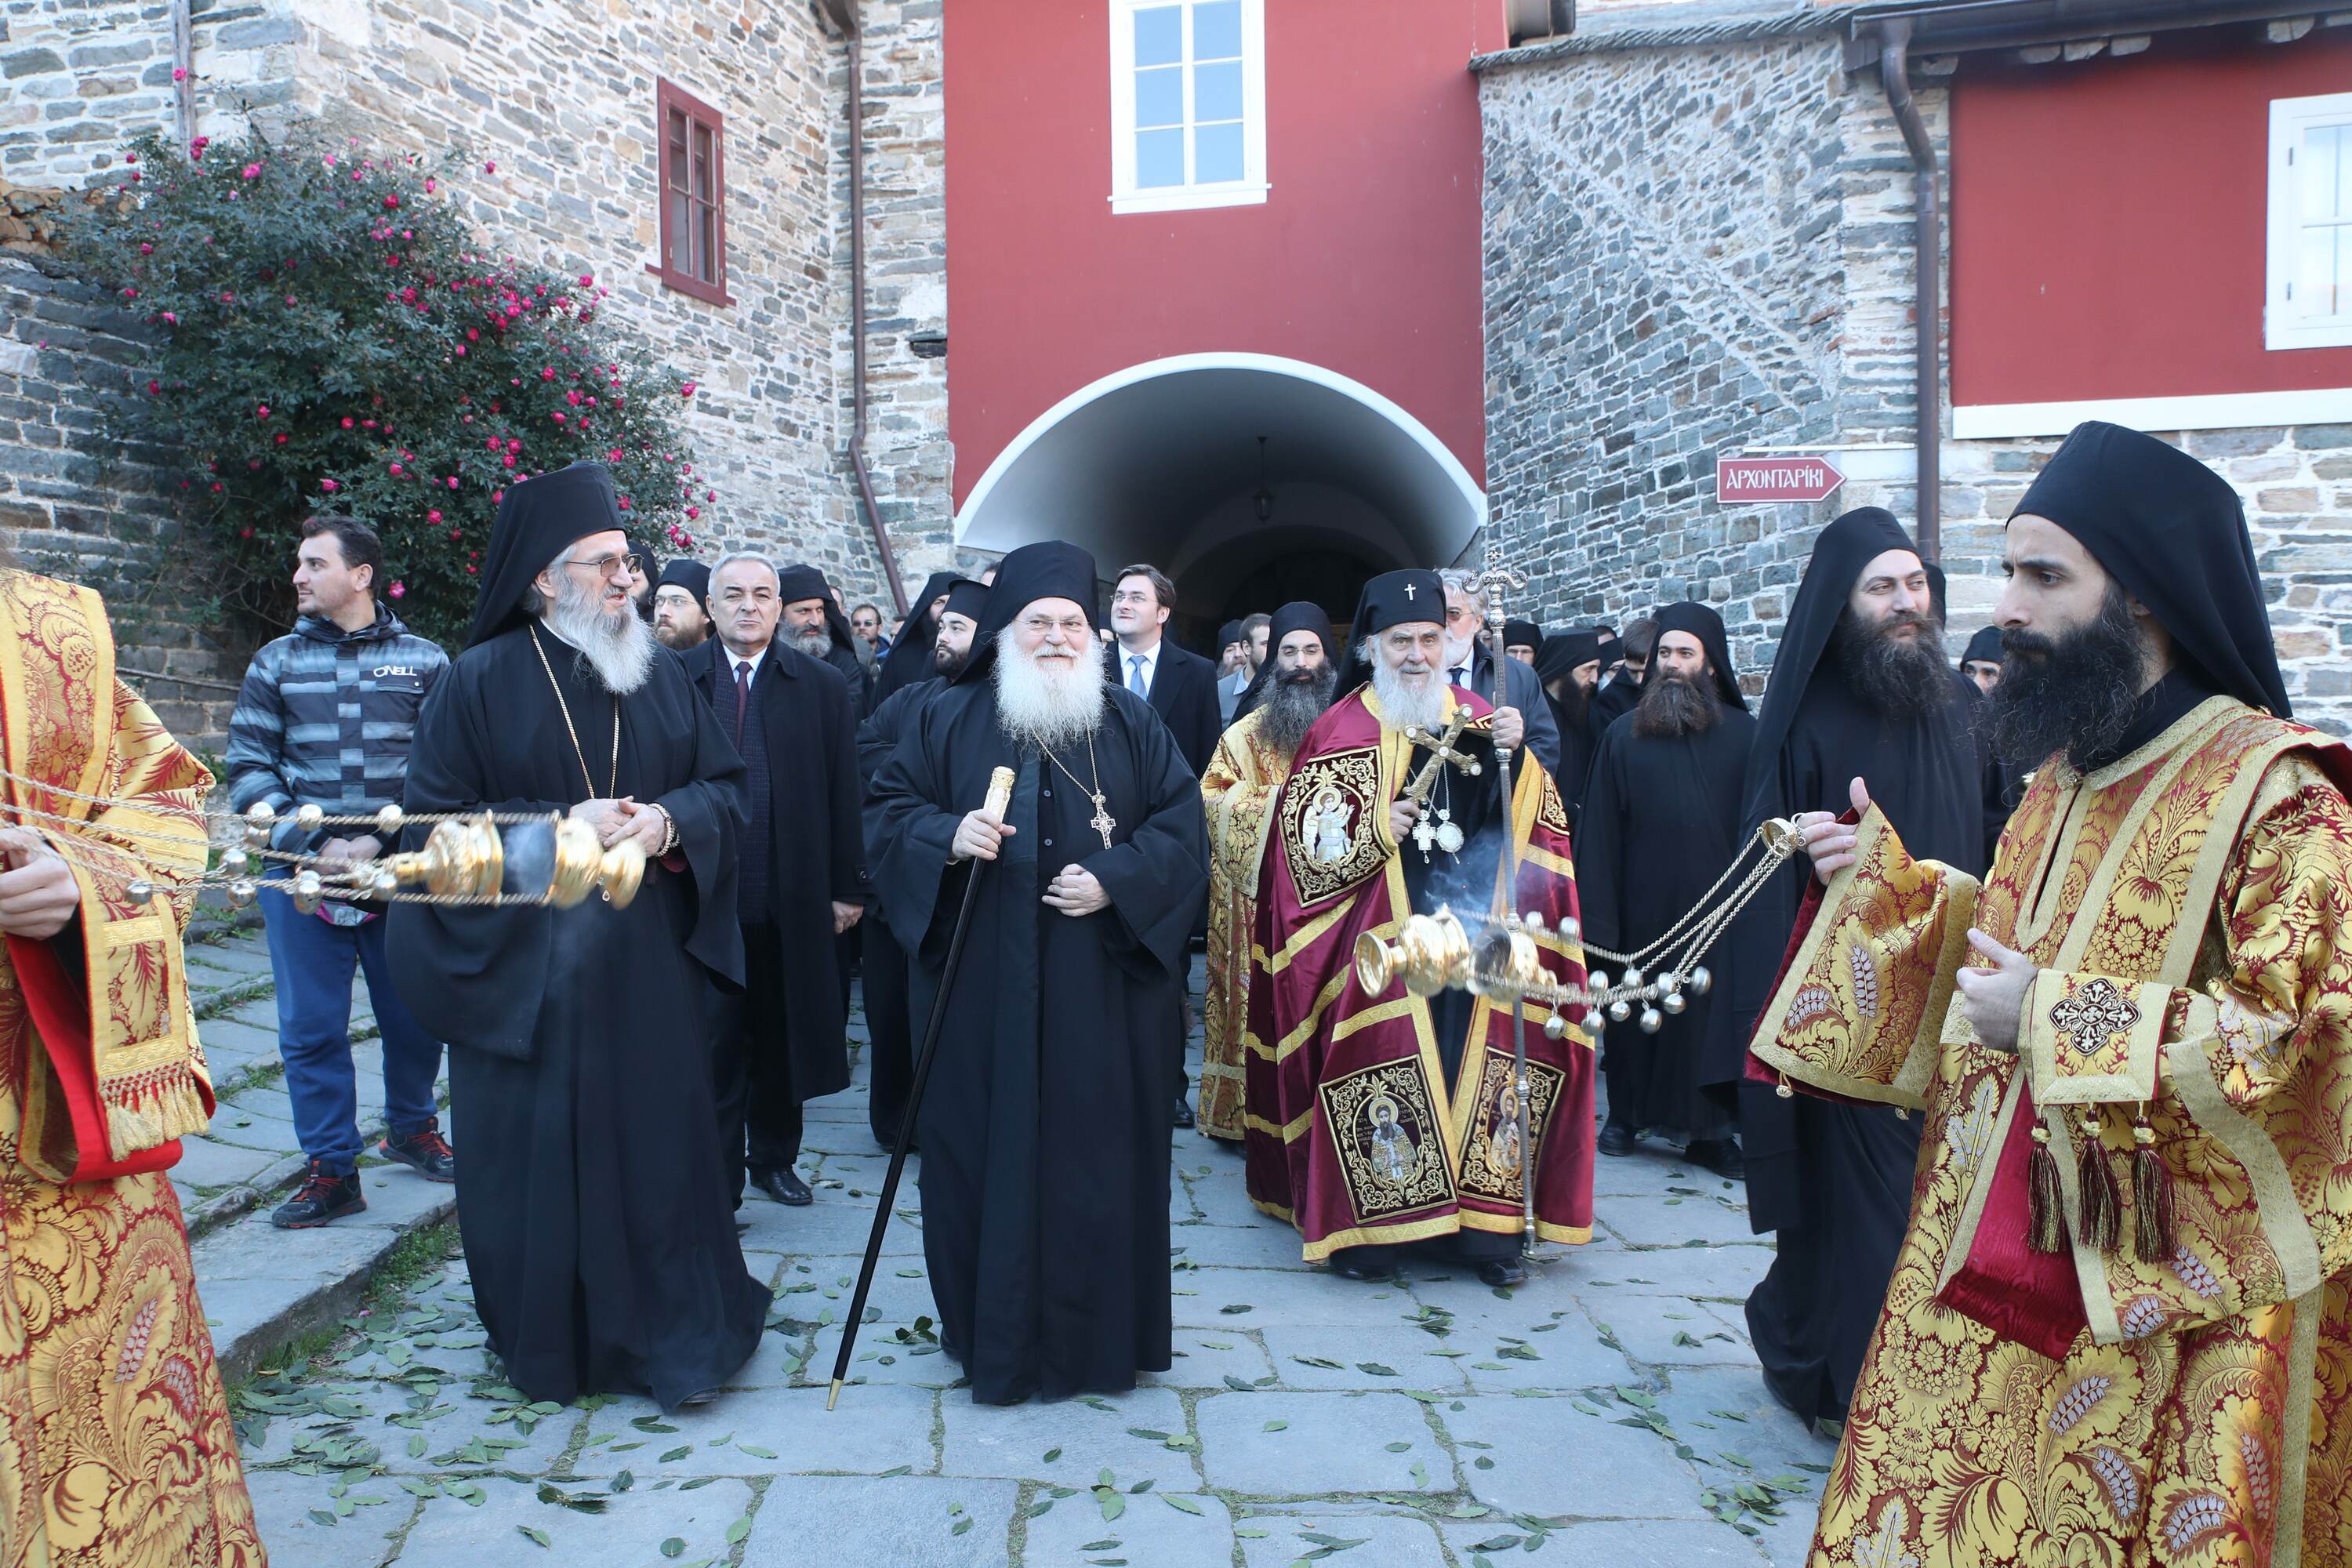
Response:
[[955, 355, 1484, 612]]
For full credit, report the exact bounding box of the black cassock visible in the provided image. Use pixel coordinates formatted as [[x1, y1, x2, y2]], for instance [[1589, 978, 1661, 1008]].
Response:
[[1576, 702, 1755, 1143], [855, 673, 945, 1147], [386, 626, 768, 1412], [1705, 657, 1985, 1425], [1544, 691, 1598, 833], [866, 681, 1207, 1404]]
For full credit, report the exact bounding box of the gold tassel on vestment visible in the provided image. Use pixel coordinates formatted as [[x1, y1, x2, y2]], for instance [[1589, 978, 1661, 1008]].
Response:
[[2027, 1121, 2067, 1255], [2132, 1107, 2176, 1263], [2075, 1106, 2120, 1251], [100, 1069, 209, 1162]]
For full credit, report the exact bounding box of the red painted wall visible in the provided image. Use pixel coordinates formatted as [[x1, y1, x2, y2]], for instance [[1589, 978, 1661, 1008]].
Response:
[[1950, 28, 2352, 408], [943, 0, 1493, 506]]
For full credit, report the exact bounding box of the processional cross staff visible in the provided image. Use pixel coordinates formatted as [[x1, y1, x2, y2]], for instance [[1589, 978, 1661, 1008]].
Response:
[[1465, 541, 1541, 1256]]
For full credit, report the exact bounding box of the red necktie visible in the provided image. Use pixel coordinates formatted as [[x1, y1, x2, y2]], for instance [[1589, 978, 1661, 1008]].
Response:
[[733, 660, 751, 739]]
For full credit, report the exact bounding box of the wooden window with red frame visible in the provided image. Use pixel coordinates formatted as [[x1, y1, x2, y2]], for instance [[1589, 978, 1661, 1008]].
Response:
[[651, 79, 732, 307]]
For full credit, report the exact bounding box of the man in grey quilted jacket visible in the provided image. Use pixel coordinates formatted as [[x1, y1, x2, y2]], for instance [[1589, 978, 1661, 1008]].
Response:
[[225, 516, 453, 1229]]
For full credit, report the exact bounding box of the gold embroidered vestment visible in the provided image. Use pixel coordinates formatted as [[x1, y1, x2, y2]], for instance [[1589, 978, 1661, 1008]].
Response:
[[1750, 697, 2352, 1567]]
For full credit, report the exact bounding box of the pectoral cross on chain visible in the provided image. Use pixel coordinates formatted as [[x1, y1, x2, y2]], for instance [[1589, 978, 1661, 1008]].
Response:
[[1400, 704, 1480, 857], [1089, 792, 1116, 851]]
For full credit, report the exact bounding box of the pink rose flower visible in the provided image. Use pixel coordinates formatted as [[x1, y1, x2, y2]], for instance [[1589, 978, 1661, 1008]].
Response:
[[389, 581, 405, 598], [321, 478, 339, 492]]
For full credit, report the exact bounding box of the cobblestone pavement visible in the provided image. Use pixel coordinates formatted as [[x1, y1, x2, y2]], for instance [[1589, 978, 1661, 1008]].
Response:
[[179, 910, 458, 1379], [231, 981, 1835, 1567]]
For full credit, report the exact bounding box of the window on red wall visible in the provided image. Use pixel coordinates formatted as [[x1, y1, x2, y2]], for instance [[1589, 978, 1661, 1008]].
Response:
[[651, 79, 731, 307]]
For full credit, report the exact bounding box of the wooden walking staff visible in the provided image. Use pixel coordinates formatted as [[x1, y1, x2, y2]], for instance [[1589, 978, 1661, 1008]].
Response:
[[1465, 543, 1540, 1255], [829, 764, 1016, 1410]]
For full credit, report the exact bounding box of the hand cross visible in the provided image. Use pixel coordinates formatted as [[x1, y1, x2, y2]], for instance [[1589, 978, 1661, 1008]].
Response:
[[1466, 541, 1528, 634]]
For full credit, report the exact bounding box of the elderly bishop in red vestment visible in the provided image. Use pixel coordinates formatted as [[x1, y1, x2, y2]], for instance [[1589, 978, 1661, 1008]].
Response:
[[1243, 570, 1595, 1289]]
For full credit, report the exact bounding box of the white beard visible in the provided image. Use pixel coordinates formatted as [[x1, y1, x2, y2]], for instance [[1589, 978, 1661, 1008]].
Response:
[[993, 626, 1106, 750], [787, 626, 832, 659], [1369, 650, 1449, 735], [1441, 630, 1476, 670], [546, 572, 657, 695]]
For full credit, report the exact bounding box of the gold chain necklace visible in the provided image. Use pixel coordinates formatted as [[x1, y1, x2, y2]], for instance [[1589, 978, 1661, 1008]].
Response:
[[530, 625, 620, 799], [1030, 731, 1116, 851]]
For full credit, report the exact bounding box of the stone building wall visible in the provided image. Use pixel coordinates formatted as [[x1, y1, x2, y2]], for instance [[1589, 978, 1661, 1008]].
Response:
[[2, 0, 955, 742], [0, 189, 253, 749], [1479, 31, 1852, 686], [1477, 27, 2352, 735], [830, 0, 956, 602]]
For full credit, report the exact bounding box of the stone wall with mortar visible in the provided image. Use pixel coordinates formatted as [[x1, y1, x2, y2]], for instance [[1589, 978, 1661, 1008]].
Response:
[[2, 0, 955, 648], [1479, 34, 2352, 734], [829, 0, 956, 607], [0, 186, 254, 750]]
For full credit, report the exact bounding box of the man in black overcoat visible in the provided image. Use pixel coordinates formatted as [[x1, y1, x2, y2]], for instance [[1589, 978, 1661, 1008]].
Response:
[[691, 550, 867, 1208]]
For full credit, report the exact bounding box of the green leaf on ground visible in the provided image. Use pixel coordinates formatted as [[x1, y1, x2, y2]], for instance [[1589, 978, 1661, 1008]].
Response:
[[660, 1539, 685, 1559], [516, 1526, 550, 1548], [1163, 1494, 1205, 1515]]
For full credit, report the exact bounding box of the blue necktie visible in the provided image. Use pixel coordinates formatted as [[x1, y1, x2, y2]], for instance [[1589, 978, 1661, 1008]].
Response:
[[1128, 655, 1148, 697]]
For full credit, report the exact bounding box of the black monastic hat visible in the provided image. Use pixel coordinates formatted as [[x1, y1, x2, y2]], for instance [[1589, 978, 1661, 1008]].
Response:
[[954, 540, 1098, 684], [656, 557, 710, 604], [2011, 420, 2288, 717], [464, 461, 628, 650]]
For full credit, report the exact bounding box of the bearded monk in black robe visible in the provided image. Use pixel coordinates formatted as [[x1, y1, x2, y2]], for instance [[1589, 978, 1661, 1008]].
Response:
[[855, 576, 986, 1148], [866, 541, 1207, 1405], [387, 462, 767, 1412], [1700, 506, 1986, 1428], [1577, 601, 1754, 1174]]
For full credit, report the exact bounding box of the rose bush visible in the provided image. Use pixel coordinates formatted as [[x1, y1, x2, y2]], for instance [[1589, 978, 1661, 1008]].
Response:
[[62, 125, 712, 644]]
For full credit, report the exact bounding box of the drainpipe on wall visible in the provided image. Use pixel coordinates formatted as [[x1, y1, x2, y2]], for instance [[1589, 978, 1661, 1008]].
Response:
[[1876, 19, 1941, 563], [816, 0, 910, 616]]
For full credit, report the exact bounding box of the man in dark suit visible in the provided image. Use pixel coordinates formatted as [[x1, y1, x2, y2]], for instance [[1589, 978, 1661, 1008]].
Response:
[[1104, 561, 1217, 1129], [1105, 564, 1221, 779], [1437, 569, 1563, 776], [691, 551, 867, 1209]]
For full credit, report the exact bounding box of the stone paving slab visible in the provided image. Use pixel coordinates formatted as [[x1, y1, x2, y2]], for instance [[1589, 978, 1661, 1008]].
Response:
[[197, 1164, 457, 1383], [232, 966, 1839, 1565], [1022, 1486, 1239, 1567], [746, 1474, 1021, 1565]]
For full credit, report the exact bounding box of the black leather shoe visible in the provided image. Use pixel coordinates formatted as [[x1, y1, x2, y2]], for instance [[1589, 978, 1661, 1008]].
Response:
[[1683, 1137, 1745, 1179], [271, 1161, 366, 1229], [753, 1167, 814, 1207], [379, 1119, 456, 1183], [1597, 1120, 1639, 1158], [1477, 1258, 1528, 1288], [1331, 1254, 1394, 1283], [1171, 1094, 1196, 1130]]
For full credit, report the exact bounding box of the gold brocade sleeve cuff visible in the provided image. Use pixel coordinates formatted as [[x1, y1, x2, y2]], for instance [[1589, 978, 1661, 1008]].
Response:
[[2021, 970, 2169, 1106], [1748, 805, 1977, 1112]]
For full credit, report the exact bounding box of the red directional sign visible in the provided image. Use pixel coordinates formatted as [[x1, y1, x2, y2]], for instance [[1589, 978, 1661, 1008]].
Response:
[[1716, 453, 1845, 503]]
